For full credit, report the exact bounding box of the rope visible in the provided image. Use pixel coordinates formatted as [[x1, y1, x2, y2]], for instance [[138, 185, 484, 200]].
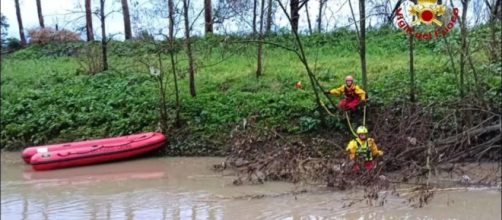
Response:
[[319, 100, 338, 117], [363, 104, 366, 126], [319, 100, 358, 138], [345, 111, 358, 138]]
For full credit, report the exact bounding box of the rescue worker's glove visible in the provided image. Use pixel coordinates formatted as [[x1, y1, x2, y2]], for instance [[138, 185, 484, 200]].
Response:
[[324, 90, 331, 95], [377, 150, 384, 156]]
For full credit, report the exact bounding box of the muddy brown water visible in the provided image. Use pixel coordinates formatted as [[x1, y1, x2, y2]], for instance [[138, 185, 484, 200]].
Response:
[[1, 152, 500, 219]]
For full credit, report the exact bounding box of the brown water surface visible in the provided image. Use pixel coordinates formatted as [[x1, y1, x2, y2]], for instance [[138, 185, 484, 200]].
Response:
[[1, 152, 500, 219]]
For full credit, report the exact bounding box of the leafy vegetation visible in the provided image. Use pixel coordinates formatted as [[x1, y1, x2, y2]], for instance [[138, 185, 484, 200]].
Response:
[[1, 28, 500, 154]]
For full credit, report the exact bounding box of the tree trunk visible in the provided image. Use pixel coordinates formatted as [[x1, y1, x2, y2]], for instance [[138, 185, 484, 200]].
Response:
[[256, 0, 266, 78], [266, 0, 273, 34], [14, 0, 26, 45], [317, 0, 326, 32], [253, 0, 258, 34], [305, 1, 313, 35], [168, 0, 181, 127], [85, 0, 94, 41], [442, 35, 458, 86], [204, 0, 213, 34], [290, 0, 300, 33], [459, 0, 468, 98], [36, 0, 44, 28], [100, 0, 108, 71], [121, 0, 132, 40], [359, 0, 367, 91], [409, 33, 416, 103], [183, 0, 196, 97]]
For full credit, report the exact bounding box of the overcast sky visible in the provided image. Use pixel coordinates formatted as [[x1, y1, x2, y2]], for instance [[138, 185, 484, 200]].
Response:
[[1, 0, 483, 41]]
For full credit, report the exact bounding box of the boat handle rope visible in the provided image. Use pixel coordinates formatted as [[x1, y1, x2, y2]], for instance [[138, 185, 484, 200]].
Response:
[[51, 133, 161, 157]]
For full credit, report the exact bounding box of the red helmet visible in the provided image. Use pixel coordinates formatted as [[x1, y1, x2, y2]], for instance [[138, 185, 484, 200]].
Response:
[[345, 75, 353, 81]]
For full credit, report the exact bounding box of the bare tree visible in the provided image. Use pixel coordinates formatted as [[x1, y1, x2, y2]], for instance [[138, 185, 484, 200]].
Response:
[[253, 0, 258, 34], [213, 0, 253, 31], [100, 0, 108, 71], [409, 0, 416, 103], [288, 0, 308, 33], [85, 0, 94, 41], [317, 0, 327, 32], [36, 0, 44, 28], [359, 0, 367, 91], [266, 0, 273, 33], [121, 0, 132, 40], [459, 0, 469, 98], [305, 1, 313, 34], [408, 28, 416, 103], [256, 0, 266, 77], [348, 0, 367, 90], [14, 0, 26, 45], [290, 0, 300, 33], [204, 0, 213, 34], [183, 0, 197, 97], [168, 0, 181, 127]]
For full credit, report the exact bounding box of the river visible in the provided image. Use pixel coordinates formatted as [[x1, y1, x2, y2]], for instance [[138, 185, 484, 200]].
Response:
[[1, 152, 500, 219]]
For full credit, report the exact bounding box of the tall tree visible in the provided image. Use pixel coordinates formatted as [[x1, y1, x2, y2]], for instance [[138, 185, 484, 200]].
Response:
[[407, 0, 417, 103], [256, 0, 266, 77], [317, 0, 327, 32], [14, 0, 26, 45], [204, 0, 213, 34], [85, 0, 94, 41], [183, 0, 197, 97], [253, 0, 258, 34], [266, 0, 273, 33], [121, 0, 132, 40], [168, 0, 181, 127], [358, 0, 367, 90], [348, 0, 367, 90], [290, 0, 300, 33], [36, 0, 44, 28], [100, 0, 108, 71], [408, 28, 416, 103], [459, 0, 469, 98], [305, 1, 313, 34]]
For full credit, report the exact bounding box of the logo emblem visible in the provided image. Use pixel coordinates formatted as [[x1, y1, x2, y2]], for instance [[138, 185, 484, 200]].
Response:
[[409, 0, 446, 26], [395, 0, 458, 40]]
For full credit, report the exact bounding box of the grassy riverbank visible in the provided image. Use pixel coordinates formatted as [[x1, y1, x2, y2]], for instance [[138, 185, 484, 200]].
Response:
[[1, 27, 500, 154]]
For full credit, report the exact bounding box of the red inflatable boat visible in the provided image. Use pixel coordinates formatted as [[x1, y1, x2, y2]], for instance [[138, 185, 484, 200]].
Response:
[[23, 132, 166, 171], [21, 133, 161, 164]]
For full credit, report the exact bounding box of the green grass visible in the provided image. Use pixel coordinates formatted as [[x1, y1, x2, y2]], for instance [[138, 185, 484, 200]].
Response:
[[1, 28, 500, 153]]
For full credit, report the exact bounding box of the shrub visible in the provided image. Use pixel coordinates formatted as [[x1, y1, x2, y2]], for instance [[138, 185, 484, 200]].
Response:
[[28, 28, 81, 45], [6, 37, 22, 51], [76, 43, 103, 75]]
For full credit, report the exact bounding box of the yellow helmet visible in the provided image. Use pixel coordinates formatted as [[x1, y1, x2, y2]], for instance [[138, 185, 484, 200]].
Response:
[[356, 126, 368, 134]]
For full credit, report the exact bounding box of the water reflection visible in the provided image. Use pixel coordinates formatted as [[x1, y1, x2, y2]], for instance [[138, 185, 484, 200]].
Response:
[[22, 158, 166, 187]]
